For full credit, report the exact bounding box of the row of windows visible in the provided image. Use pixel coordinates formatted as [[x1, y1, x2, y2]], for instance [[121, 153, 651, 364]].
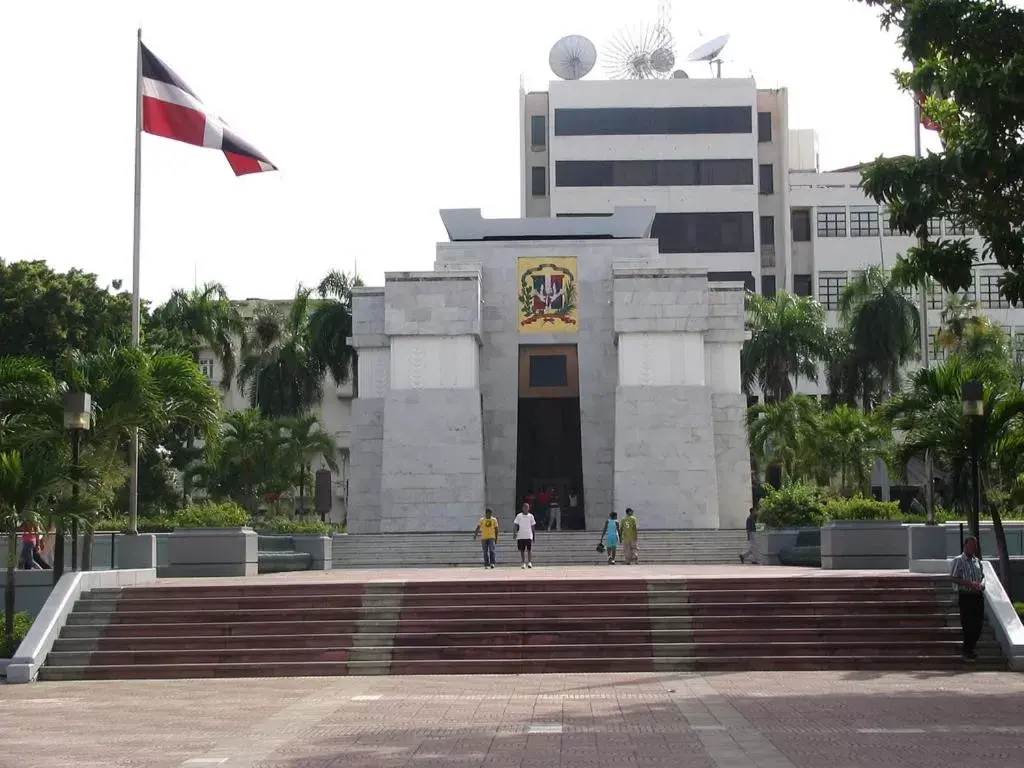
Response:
[[553, 106, 753, 136], [792, 207, 977, 240], [536, 110, 772, 143], [806, 271, 1015, 311], [555, 159, 753, 188], [651, 211, 755, 254]]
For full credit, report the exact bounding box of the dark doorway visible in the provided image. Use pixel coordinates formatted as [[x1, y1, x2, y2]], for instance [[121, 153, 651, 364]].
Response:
[[515, 345, 585, 530]]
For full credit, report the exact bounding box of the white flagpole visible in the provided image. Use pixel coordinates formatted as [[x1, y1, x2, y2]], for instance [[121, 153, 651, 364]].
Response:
[[128, 27, 143, 535], [914, 96, 935, 523]]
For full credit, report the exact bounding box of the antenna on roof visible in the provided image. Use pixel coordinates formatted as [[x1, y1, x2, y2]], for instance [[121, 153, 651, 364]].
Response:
[[548, 35, 598, 80], [687, 33, 730, 78]]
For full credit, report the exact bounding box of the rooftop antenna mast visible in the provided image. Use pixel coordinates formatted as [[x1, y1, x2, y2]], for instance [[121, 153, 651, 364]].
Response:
[[657, 0, 672, 35]]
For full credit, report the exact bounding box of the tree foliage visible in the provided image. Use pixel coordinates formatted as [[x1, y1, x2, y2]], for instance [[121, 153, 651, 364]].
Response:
[[857, 0, 1024, 301], [742, 292, 828, 402]]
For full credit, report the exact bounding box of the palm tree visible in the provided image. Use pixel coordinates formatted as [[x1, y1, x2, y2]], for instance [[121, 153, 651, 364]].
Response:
[[746, 395, 820, 484], [150, 283, 244, 390], [280, 414, 338, 517], [742, 292, 827, 402], [937, 294, 983, 352], [814, 406, 892, 497], [838, 267, 919, 410], [237, 289, 326, 418], [309, 270, 361, 390], [193, 409, 281, 512]]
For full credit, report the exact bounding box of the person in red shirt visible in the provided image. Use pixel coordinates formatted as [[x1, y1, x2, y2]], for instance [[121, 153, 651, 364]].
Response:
[[535, 487, 551, 529], [19, 522, 38, 570]]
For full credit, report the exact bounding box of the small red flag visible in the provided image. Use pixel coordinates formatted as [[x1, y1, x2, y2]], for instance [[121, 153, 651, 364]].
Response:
[[919, 93, 940, 132]]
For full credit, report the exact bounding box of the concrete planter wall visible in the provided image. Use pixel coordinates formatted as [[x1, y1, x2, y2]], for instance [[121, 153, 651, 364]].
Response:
[[0, 570, 60, 617], [908, 524, 948, 561], [291, 535, 332, 571], [165, 527, 258, 578], [821, 520, 908, 570], [753, 530, 803, 566]]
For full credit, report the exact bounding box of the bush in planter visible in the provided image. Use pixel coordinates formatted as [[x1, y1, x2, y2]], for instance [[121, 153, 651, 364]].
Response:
[[172, 501, 251, 529], [757, 483, 826, 529], [258, 516, 334, 535], [94, 515, 175, 533], [820, 496, 903, 523], [1, 611, 32, 658]]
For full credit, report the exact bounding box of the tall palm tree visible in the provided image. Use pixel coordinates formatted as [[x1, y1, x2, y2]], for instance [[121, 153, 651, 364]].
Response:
[[237, 288, 325, 418], [193, 409, 282, 512], [309, 270, 361, 390], [742, 292, 827, 402], [150, 283, 244, 390], [281, 414, 338, 516], [814, 406, 892, 497], [746, 395, 821, 484], [838, 266, 919, 410]]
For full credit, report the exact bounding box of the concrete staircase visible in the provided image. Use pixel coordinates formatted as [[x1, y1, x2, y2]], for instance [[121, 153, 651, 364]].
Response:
[[331, 530, 750, 568], [38, 573, 1005, 680]]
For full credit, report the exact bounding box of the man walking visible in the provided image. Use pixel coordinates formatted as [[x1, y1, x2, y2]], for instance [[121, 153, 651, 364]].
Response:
[[950, 535, 986, 661], [513, 502, 536, 569], [474, 508, 499, 569], [740, 507, 758, 564], [620, 508, 639, 564]]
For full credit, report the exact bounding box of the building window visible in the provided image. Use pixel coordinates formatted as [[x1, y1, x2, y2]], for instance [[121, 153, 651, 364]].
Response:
[[761, 275, 777, 298], [927, 217, 943, 236], [979, 273, 1008, 309], [553, 106, 752, 136], [945, 219, 975, 236], [530, 115, 546, 149], [849, 206, 879, 237], [759, 164, 774, 195], [791, 209, 811, 242], [760, 215, 776, 268], [651, 212, 755, 253], [817, 207, 847, 238], [708, 271, 756, 292], [531, 166, 546, 197], [198, 358, 215, 381], [529, 355, 568, 387], [931, 335, 948, 362], [793, 274, 812, 297], [554, 159, 752, 187], [927, 280, 943, 310], [818, 272, 848, 310], [757, 111, 772, 142]]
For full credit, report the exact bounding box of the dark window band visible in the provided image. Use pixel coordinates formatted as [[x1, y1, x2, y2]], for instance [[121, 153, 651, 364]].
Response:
[[555, 159, 752, 187], [554, 106, 752, 136], [651, 212, 755, 253]]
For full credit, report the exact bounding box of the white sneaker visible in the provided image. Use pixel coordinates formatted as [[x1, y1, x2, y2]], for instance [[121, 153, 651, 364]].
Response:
[[521, 563, 527, 569], [526, 562, 533, 569]]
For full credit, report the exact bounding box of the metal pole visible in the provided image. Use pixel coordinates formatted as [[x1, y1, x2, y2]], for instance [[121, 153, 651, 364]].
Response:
[[914, 97, 936, 525], [129, 27, 143, 535], [71, 429, 80, 570]]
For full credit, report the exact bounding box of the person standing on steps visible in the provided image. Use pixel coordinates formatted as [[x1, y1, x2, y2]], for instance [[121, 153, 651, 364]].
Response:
[[600, 511, 621, 565], [620, 508, 639, 564], [474, 508, 499, 569], [548, 487, 562, 531], [513, 502, 537, 569], [950, 535, 986, 662], [535, 486, 551, 531], [740, 507, 758, 564]]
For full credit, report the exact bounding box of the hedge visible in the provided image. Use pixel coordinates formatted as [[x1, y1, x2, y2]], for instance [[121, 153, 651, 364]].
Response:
[[1, 612, 33, 658], [759, 484, 908, 528]]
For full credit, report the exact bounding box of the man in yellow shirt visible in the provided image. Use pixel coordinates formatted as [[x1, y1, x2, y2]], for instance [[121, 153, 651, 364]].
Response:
[[620, 508, 639, 564], [474, 508, 499, 569]]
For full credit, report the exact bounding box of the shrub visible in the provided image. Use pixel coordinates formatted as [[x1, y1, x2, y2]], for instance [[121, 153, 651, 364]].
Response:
[[820, 496, 903, 522], [94, 515, 175, 533], [758, 483, 826, 529], [1, 612, 33, 658], [258, 516, 334, 535], [172, 501, 251, 529]]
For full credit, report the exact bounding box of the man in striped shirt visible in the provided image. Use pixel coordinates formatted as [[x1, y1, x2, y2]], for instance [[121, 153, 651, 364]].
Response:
[[950, 536, 986, 661]]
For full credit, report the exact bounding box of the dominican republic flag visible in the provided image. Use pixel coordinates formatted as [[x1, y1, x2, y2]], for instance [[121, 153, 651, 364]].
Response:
[[140, 42, 276, 176], [919, 92, 939, 132]]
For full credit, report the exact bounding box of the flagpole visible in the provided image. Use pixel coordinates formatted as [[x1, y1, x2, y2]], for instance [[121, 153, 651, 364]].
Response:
[[914, 96, 935, 524], [128, 27, 143, 535]]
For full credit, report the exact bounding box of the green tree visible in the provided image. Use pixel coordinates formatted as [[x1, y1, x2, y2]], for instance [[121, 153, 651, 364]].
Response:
[[281, 414, 338, 516], [814, 406, 892, 497], [838, 266, 920, 409], [192, 409, 285, 512], [742, 292, 828, 403], [309, 270, 361, 390], [0, 260, 134, 363], [746, 395, 821, 484], [858, 0, 1024, 302]]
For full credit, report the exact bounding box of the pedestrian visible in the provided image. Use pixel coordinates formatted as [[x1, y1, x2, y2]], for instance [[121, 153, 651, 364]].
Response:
[[740, 507, 758, 564], [548, 487, 562, 531], [474, 508, 499, 569], [600, 511, 621, 565], [535, 486, 551, 530], [513, 502, 536, 569], [620, 507, 639, 564], [18, 520, 40, 570], [950, 535, 986, 661]]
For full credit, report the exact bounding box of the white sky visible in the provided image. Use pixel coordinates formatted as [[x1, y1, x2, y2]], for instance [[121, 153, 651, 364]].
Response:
[[0, 0, 944, 304]]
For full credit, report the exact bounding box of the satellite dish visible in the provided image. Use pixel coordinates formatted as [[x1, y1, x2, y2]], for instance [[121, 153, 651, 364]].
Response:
[[671, 69, 689, 79], [549, 35, 598, 80], [650, 47, 676, 73], [687, 33, 730, 78]]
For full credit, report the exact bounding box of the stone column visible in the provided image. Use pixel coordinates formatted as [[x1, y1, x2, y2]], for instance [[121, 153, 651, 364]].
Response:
[[612, 267, 720, 529], [705, 283, 754, 530], [379, 271, 486, 532], [347, 288, 388, 534]]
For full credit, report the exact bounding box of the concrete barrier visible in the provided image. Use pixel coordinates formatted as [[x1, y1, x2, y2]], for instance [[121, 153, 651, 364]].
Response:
[[0, 570, 60, 617], [164, 527, 258, 577], [821, 521, 908, 570], [292, 535, 332, 570]]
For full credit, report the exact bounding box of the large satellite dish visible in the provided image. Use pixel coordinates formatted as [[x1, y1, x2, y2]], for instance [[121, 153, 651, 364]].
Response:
[[687, 33, 730, 77], [604, 24, 676, 80], [549, 35, 598, 80]]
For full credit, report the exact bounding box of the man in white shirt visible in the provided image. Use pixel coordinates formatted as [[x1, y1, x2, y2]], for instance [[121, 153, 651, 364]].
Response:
[[513, 502, 537, 569]]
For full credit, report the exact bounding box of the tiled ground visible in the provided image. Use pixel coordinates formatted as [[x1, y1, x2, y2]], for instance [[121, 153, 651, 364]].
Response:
[[3, 671, 1022, 768]]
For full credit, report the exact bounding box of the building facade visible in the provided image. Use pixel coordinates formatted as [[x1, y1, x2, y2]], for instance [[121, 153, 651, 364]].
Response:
[[346, 208, 752, 533]]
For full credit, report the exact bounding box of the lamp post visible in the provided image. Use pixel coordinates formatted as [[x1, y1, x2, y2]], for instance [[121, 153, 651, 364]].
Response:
[[961, 380, 983, 547], [56, 391, 91, 583]]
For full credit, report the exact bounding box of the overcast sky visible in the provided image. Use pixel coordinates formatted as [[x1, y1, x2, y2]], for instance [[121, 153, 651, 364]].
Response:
[[0, 0, 944, 304]]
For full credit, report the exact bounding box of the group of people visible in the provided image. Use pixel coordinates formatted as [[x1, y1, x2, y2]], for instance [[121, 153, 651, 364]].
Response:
[[473, 502, 640, 569], [521, 486, 579, 532]]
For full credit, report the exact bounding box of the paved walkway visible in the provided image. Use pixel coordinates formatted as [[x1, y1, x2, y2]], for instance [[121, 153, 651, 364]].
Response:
[[154, 564, 914, 587], [4, 671, 1022, 767]]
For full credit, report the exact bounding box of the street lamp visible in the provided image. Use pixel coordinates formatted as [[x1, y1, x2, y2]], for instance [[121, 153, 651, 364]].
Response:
[[54, 391, 91, 584], [961, 380, 983, 546]]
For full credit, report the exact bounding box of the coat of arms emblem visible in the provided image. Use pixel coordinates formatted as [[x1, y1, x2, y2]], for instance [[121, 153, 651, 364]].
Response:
[[518, 259, 578, 332]]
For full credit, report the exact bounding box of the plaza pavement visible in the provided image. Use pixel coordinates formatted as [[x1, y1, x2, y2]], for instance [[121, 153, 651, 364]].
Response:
[[2, 670, 1022, 767]]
